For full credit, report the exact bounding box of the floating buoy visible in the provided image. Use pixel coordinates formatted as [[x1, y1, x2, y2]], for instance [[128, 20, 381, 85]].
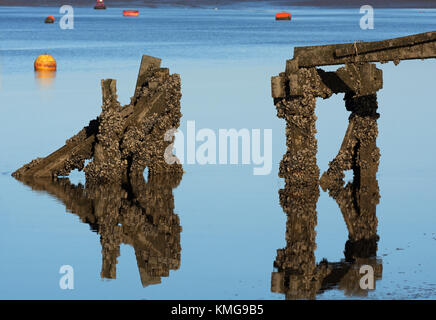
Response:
[[94, 0, 106, 9], [123, 10, 139, 17], [44, 16, 55, 23], [275, 12, 291, 21], [34, 54, 57, 72]]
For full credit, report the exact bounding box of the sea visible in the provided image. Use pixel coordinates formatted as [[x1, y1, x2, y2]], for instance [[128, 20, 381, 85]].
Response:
[[0, 4, 435, 299]]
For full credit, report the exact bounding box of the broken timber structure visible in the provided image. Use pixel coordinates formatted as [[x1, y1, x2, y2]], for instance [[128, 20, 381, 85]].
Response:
[[270, 31, 436, 299], [271, 31, 436, 191], [13, 55, 183, 183]]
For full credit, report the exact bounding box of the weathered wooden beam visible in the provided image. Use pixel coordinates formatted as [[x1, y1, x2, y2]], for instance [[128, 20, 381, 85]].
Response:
[[335, 63, 383, 96], [272, 63, 383, 98], [335, 31, 436, 58], [294, 31, 436, 67], [12, 124, 97, 178], [132, 55, 162, 105]]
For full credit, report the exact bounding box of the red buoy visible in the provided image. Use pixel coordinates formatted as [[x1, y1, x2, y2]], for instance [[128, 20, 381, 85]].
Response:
[[45, 16, 55, 23], [123, 10, 139, 17], [275, 12, 291, 21], [94, 0, 106, 9]]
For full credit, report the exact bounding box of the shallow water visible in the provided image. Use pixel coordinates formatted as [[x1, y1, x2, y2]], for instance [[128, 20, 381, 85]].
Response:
[[0, 5, 436, 299]]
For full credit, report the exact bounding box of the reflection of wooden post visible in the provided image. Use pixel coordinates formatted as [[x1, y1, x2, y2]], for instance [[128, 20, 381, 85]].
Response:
[[271, 180, 325, 300], [101, 243, 120, 280]]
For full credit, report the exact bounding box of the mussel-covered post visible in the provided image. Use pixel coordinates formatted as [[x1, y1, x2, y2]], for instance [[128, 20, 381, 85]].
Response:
[[320, 63, 382, 192], [271, 59, 333, 299], [272, 59, 333, 187]]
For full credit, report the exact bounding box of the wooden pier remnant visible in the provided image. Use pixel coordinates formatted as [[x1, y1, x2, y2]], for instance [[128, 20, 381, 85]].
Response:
[[271, 31, 436, 191], [271, 31, 435, 298], [13, 55, 183, 183]]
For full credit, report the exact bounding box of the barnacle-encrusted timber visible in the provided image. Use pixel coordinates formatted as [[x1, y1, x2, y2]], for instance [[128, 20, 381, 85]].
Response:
[[13, 55, 183, 184]]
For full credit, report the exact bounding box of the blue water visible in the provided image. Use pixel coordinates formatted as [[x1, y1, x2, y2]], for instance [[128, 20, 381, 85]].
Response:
[[0, 5, 436, 299]]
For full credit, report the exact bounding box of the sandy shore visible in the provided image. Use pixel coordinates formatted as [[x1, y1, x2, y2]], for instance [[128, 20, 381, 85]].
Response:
[[1, 0, 435, 8]]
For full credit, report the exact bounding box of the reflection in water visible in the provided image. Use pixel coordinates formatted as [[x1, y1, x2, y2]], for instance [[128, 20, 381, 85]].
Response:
[[272, 94, 382, 299], [16, 172, 183, 287], [34, 71, 56, 89], [272, 173, 382, 299]]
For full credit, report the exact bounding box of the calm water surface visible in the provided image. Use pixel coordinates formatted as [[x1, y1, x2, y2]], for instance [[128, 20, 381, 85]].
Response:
[[0, 5, 436, 299]]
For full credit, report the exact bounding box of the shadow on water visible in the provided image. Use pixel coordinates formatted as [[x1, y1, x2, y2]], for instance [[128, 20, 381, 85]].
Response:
[[14, 171, 183, 288]]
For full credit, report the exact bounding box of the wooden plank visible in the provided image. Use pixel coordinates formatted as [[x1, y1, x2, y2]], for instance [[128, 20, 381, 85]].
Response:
[[133, 55, 162, 104], [294, 31, 436, 67], [335, 31, 436, 58]]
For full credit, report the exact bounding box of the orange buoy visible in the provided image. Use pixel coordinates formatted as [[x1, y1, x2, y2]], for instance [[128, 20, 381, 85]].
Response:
[[123, 10, 139, 17], [275, 12, 291, 21], [45, 16, 55, 23], [34, 54, 57, 72]]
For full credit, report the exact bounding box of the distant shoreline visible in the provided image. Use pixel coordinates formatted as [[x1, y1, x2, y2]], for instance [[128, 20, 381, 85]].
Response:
[[0, 1, 435, 9]]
